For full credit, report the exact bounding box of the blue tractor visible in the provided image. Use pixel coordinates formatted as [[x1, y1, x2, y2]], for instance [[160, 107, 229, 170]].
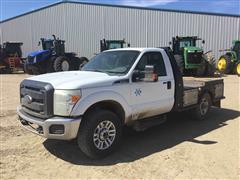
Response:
[[24, 35, 88, 74]]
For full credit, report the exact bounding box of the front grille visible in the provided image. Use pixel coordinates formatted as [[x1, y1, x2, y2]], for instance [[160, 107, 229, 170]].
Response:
[[187, 52, 203, 64], [20, 80, 54, 119], [27, 56, 34, 63]]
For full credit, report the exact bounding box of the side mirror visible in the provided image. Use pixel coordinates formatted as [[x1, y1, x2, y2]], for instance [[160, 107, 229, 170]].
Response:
[[144, 65, 158, 82], [132, 65, 158, 82], [38, 41, 41, 46], [202, 40, 205, 44], [169, 41, 172, 45], [132, 70, 145, 82]]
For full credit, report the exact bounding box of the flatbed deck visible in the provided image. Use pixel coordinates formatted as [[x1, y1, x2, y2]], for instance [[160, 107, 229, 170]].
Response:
[[181, 77, 224, 108], [183, 77, 223, 90]]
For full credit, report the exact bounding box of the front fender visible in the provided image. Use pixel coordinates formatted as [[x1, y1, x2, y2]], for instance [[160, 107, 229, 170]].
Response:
[[71, 90, 131, 121]]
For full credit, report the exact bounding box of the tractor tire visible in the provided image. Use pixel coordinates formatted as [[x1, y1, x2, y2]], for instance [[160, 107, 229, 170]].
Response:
[[195, 59, 207, 77], [32, 67, 41, 75], [77, 109, 122, 159], [205, 58, 217, 77], [54, 56, 70, 72], [235, 62, 240, 76], [174, 54, 184, 74], [23, 63, 33, 75], [79, 57, 89, 70], [217, 55, 233, 74], [47, 57, 56, 73]]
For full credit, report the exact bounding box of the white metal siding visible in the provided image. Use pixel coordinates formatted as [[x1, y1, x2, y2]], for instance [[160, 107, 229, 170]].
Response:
[[1, 2, 239, 59]]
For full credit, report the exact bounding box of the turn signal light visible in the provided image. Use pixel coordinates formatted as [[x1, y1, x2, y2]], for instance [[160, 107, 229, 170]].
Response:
[[71, 95, 80, 103]]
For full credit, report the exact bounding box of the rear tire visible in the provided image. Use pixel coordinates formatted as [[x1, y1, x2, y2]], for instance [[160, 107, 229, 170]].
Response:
[[217, 55, 232, 74], [174, 54, 184, 74], [54, 56, 70, 72], [77, 109, 122, 159], [189, 93, 212, 121]]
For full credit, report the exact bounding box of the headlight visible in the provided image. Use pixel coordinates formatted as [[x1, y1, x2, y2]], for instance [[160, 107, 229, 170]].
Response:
[[54, 90, 81, 116], [33, 56, 37, 63]]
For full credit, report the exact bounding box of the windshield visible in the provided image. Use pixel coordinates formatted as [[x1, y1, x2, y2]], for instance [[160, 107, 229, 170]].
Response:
[[179, 40, 194, 48], [42, 40, 53, 50], [82, 50, 140, 75]]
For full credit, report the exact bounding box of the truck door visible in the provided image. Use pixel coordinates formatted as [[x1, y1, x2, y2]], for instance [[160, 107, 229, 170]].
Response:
[[130, 50, 175, 120]]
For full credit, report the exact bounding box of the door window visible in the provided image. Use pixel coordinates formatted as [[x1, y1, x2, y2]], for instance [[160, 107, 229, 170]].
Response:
[[135, 52, 167, 76]]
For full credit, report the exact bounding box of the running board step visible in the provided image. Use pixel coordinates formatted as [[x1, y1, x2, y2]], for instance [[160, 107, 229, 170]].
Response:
[[133, 114, 167, 131]]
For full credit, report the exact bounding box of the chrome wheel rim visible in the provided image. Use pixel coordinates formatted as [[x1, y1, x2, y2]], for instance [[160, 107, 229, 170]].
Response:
[[61, 60, 69, 71], [200, 98, 209, 115], [93, 120, 116, 150]]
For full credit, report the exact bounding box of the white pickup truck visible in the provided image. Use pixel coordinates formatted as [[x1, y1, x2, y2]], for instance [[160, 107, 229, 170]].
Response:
[[17, 47, 224, 158]]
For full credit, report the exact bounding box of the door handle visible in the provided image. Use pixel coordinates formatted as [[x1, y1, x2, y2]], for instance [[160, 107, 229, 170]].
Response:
[[163, 81, 171, 89]]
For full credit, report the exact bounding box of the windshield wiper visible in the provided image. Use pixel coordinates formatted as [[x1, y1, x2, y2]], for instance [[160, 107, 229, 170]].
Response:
[[86, 69, 106, 73], [105, 70, 125, 74]]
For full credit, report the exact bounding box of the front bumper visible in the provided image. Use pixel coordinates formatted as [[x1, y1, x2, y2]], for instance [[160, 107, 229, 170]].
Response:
[[17, 106, 81, 140]]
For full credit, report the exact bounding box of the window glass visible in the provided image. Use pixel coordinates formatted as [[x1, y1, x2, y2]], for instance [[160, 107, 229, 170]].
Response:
[[135, 52, 167, 76], [82, 50, 140, 75]]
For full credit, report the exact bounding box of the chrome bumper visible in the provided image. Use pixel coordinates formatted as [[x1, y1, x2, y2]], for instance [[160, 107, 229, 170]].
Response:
[[17, 106, 81, 140]]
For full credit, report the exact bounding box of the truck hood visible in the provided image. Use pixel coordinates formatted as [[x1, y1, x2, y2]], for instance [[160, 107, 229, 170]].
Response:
[[27, 71, 123, 89]]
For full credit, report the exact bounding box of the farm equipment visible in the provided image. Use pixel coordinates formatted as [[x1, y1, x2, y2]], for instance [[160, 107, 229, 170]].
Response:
[[24, 35, 88, 75], [0, 42, 24, 73], [170, 36, 216, 77], [217, 40, 240, 76], [100, 39, 130, 52]]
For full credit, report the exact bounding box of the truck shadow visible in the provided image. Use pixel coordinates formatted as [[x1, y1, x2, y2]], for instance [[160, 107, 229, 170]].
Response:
[[43, 107, 240, 166]]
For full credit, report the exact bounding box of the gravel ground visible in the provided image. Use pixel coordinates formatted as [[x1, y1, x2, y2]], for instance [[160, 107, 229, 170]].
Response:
[[0, 74, 239, 179]]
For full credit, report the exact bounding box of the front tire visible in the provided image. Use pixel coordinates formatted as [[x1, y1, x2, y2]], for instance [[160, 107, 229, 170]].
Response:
[[23, 63, 33, 75], [217, 55, 232, 74], [77, 110, 122, 159], [235, 62, 240, 76]]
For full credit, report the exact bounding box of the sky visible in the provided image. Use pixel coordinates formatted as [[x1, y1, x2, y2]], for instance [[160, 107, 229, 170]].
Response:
[[0, 0, 239, 21]]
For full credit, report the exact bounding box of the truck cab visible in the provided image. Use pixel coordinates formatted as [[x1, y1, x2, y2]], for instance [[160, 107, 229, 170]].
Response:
[[17, 47, 224, 158]]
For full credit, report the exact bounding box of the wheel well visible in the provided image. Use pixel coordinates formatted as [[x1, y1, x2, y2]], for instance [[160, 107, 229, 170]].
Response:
[[84, 101, 125, 125]]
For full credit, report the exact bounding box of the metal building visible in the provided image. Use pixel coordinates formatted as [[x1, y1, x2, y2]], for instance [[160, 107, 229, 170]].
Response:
[[0, 1, 239, 59]]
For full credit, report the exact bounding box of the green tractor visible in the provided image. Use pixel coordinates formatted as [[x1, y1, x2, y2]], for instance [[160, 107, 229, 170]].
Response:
[[170, 36, 215, 76], [100, 39, 130, 52], [217, 40, 240, 76]]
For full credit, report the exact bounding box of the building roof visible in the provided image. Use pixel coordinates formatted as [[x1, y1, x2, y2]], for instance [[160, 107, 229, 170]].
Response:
[[1, 0, 240, 23]]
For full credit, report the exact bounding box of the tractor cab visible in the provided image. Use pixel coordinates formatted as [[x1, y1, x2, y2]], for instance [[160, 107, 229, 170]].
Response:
[[0, 42, 24, 73], [100, 39, 130, 52], [172, 36, 199, 55], [1, 42, 23, 57], [40, 35, 65, 56]]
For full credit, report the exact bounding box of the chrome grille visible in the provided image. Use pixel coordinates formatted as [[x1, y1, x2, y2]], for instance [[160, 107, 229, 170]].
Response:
[[20, 80, 54, 119]]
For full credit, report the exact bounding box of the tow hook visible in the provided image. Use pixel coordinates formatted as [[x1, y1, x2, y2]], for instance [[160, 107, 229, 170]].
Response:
[[19, 116, 28, 125]]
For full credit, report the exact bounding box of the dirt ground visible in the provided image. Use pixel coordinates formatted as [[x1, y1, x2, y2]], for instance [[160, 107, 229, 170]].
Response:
[[0, 74, 239, 179]]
